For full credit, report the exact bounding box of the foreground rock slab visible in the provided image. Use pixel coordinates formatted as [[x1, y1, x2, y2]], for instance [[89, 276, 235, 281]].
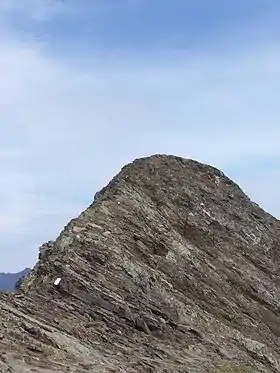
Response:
[[1, 155, 280, 372]]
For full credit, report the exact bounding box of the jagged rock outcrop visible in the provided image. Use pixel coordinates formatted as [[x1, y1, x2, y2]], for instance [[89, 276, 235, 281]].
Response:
[[1, 154, 280, 372]]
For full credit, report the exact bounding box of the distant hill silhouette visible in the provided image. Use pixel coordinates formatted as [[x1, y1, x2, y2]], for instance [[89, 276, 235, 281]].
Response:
[[0, 268, 31, 291]]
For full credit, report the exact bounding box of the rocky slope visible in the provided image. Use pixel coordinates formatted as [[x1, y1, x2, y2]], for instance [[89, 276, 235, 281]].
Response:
[[1, 154, 280, 372], [0, 268, 31, 291]]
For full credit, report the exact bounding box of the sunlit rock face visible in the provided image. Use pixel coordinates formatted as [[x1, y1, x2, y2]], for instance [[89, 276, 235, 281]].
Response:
[[1, 154, 280, 372]]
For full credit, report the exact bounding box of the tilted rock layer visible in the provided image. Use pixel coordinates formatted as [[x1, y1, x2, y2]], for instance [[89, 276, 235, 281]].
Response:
[[1, 154, 280, 372]]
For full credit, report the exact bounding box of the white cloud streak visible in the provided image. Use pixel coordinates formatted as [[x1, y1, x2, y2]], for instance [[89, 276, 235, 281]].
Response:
[[0, 0, 73, 21], [0, 3, 280, 270]]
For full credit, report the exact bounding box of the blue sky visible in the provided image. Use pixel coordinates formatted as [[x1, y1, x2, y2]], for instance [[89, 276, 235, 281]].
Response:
[[1, 0, 280, 271]]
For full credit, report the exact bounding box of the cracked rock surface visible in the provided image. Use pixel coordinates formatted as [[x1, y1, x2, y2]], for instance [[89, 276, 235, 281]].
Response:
[[1, 154, 280, 372]]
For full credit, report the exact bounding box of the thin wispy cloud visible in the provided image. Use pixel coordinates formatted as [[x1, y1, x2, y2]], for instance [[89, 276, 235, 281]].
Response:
[[1, 1, 280, 271], [0, 0, 73, 20]]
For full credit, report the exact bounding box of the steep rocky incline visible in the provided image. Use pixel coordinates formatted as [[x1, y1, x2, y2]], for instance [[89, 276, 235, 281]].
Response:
[[1, 154, 280, 372]]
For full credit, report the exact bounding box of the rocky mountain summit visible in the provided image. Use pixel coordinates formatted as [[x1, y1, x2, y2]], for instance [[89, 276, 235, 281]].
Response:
[[1, 154, 280, 373]]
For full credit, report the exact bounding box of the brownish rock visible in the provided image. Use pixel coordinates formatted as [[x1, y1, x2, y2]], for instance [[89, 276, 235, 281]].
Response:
[[1, 154, 280, 372]]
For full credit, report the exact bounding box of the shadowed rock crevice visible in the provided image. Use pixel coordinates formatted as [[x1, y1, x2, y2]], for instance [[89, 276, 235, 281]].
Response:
[[1, 154, 280, 372]]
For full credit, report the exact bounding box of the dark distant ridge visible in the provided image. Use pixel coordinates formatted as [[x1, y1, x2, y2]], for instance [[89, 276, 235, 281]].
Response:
[[0, 267, 31, 291]]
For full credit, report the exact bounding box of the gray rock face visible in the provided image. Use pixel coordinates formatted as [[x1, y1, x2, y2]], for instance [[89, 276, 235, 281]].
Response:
[[1, 154, 280, 372]]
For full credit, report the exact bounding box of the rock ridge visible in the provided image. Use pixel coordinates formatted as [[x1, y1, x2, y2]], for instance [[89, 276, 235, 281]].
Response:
[[1, 154, 280, 372]]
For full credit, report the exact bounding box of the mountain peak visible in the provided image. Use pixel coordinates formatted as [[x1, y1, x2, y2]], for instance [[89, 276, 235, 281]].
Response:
[[1, 155, 280, 372]]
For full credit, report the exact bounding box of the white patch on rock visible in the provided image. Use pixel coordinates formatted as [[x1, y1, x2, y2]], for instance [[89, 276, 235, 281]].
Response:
[[214, 175, 220, 186], [166, 250, 177, 263], [54, 278, 62, 286], [202, 209, 211, 218]]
